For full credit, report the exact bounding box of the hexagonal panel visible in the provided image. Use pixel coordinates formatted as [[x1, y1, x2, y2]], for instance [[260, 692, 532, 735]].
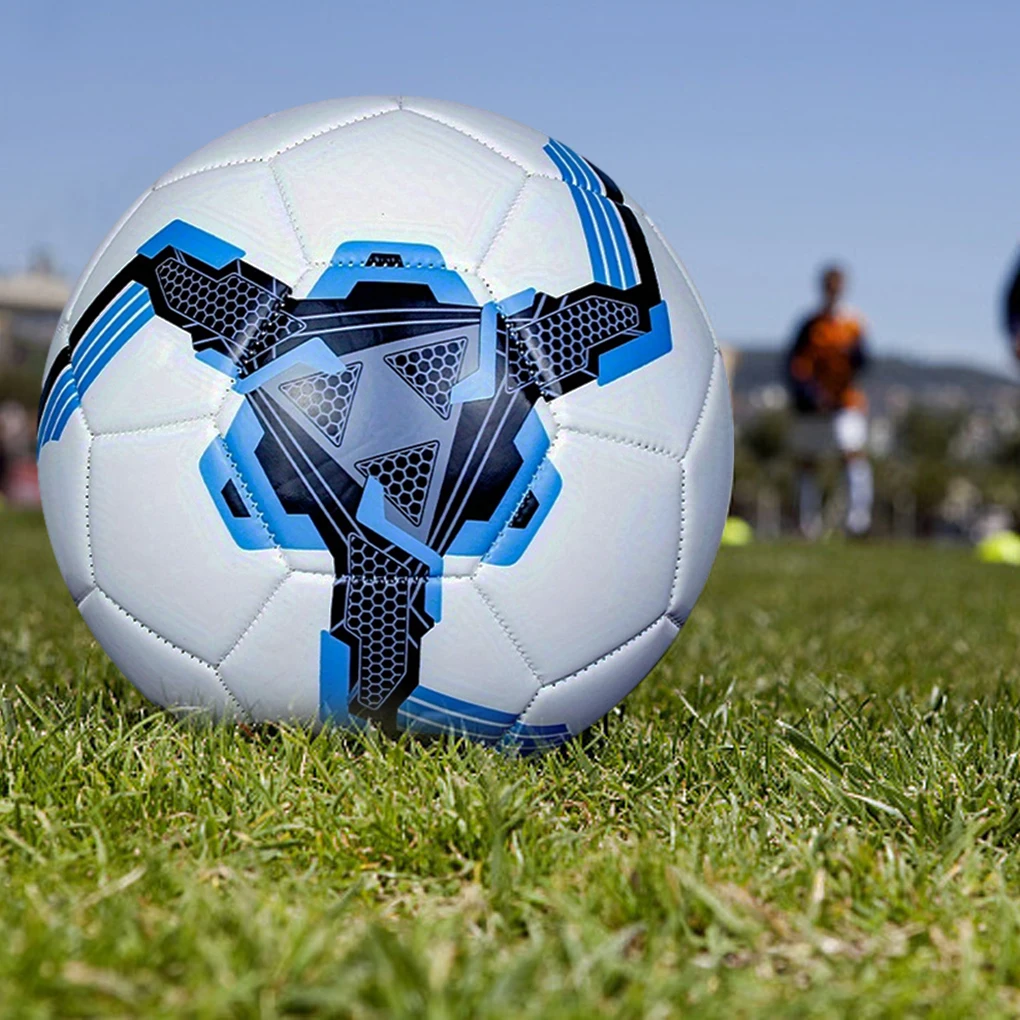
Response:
[[478, 175, 599, 303], [154, 97, 401, 186], [88, 420, 289, 663], [473, 428, 682, 684], [400, 97, 554, 174], [273, 109, 525, 270]]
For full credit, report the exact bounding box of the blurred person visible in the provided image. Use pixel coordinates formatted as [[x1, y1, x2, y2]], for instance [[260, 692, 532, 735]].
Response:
[[1005, 252, 1020, 363], [0, 415, 6, 502], [786, 264, 872, 537]]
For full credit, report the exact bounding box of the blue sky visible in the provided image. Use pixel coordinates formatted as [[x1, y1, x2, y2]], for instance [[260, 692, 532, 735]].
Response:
[[3, 0, 1018, 373]]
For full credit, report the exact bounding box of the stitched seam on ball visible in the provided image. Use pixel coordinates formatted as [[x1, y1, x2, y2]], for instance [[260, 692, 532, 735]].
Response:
[[464, 424, 563, 575], [538, 616, 667, 692], [513, 614, 675, 725], [473, 265, 554, 403], [666, 462, 687, 616], [455, 425, 563, 685], [95, 588, 249, 718], [513, 679, 543, 724], [209, 337, 289, 561], [217, 571, 292, 668], [480, 448, 557, 569], [468, 577, 542, 681], [398, 107, 625, 202], [290, 264, 319, 296], [475, 175, 530, 274], [680, 351, 719, 460], [267, 159, 312, 264], [151, 106, 403, 189], [298, 259, 480, 276], [90, 419, 284, 564], [202, 267, 305, 553], [216, 437, 288, 564], [91, 414, 217, 439], [83, 426, 97, 588], [64, 345, 95, 437], [666, 612, 686, 630], [399, 108, 535, 172], [556, 425, 683, 463]]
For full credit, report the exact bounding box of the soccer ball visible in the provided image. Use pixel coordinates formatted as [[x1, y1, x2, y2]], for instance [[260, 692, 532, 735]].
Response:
[[38, 98, 732, 752]]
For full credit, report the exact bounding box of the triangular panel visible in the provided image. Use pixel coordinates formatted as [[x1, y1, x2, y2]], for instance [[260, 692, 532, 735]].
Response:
[[355, 441, 441, 526], [384, 337, 467, 419], [279, 362, 362, 447]]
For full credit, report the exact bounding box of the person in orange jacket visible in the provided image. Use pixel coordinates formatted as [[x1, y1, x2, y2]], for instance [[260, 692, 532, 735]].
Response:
[[786, 264, 872, 537]]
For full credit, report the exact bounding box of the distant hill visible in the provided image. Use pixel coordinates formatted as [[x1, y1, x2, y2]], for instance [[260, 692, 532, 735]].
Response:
[[729, 347, 1019, 417]]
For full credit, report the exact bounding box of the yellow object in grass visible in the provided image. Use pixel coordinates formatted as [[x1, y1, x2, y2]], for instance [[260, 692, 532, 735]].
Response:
[[721, 516, 754, 547], [976, 531, 1020, 566]]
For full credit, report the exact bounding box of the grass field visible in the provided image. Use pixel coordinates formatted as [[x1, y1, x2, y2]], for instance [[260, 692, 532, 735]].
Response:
[[2, 511, 1020, 1017]]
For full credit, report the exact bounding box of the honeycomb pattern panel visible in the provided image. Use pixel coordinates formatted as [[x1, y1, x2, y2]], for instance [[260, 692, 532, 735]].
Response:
[[508, 296, 640, 390], [345, 578, 412, 710], [355, 441, 440, 526], [242, 309, 306, 367], [279, 363, 362, 447], [344, 533, 417, 711], [347, 531, 416, 578], [384, 337, 467, 419], [155, 257, 301, 356], [505, 328, 539, 392]]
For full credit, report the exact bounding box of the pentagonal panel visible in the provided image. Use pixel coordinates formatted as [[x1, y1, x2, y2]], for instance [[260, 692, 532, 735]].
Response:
[[479, 175, 601, 303], [154, 97, 401, 186], [544, 209, 717, 459], [473, 429, 682, 683], [79, 589, 240, 719], [37, 406, 92, 602], [400, 98, 554, 174], [669, 352, 733, 623], [66, 162, 306, 329], [88, 420, 289, 663], [219, 571, 332, 722], [81, 315, 232, 434], [507, 616, 679, 748], [273, 109, 525, 270]]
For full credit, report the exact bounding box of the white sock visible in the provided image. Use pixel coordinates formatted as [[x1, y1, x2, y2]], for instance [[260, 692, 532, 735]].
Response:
[[845, 458, 873, 534], [798, 472, 823, 538]]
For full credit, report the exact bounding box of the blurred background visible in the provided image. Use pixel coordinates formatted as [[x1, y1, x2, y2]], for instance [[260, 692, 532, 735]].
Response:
[[2, 0, 1018, 542]]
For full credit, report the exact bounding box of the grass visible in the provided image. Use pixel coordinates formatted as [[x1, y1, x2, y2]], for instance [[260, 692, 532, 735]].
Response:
[[2, 510, 1020, 1017]]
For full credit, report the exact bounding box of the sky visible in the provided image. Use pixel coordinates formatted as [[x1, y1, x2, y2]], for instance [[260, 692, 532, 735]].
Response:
[[2, 0, 1018, 374]]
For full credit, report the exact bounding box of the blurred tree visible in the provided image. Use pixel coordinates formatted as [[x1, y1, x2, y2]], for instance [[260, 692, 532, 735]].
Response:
[[899, 406, 966, 461], [995, 428, 1020, 470], [741, 409, 789, 462], [0, 365, 42, 410]]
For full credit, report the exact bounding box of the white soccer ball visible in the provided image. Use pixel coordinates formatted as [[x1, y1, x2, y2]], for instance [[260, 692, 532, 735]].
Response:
[[38, 98, 732, 751]]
